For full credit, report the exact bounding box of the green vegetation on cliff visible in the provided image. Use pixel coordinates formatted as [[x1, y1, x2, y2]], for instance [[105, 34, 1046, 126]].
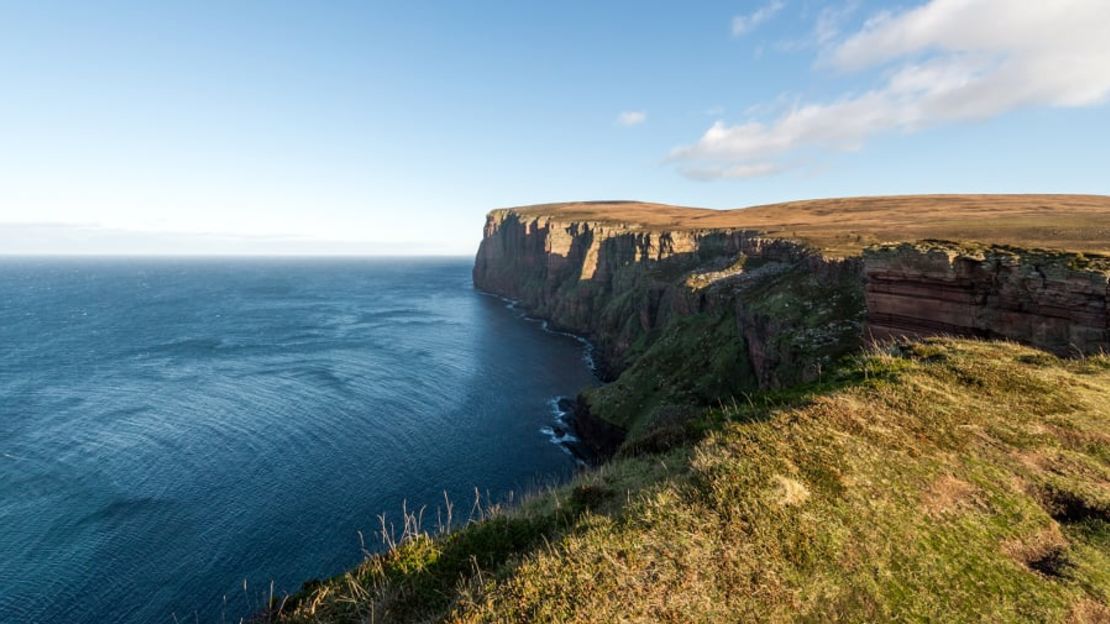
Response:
[[273, 339, 1110, 623], [584, 258, 863, 434], [583, 311, 753, 431]]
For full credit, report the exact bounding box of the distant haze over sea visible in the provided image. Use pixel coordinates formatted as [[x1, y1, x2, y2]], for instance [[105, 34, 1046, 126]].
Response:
[[0, 223, 476, 256]]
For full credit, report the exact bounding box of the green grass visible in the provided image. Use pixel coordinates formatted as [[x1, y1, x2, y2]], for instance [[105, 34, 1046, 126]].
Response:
[[583, 311, 755, 430], [273, 339, 1110, 623], [584, 260, 864, 436]]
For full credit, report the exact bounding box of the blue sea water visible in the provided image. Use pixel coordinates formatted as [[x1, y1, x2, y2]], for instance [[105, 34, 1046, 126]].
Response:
[[0, 257, 597, 624]]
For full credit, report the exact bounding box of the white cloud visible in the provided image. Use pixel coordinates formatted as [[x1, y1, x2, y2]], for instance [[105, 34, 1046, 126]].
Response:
[[732, 0, 786, 37], [616, 110, 647, 126], [675, 0, 1110, 180]]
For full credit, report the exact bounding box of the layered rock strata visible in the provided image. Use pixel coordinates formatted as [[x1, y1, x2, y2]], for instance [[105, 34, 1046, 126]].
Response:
[[864, 242, 1109, 355]]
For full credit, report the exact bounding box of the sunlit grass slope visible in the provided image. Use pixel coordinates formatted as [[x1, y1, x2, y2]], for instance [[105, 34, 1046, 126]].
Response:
[[274, 338, 1110, 623]]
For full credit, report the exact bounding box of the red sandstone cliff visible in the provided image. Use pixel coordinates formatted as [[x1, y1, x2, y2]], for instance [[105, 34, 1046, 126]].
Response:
[[864, 242, 1109, 355], [472, 208, 863, 384], [475, 202, 1110, 378], [473, 202, 1110, 456]]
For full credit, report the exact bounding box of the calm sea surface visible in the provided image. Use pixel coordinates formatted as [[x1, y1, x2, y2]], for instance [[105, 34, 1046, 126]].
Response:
[[0, 257, 596, 623]]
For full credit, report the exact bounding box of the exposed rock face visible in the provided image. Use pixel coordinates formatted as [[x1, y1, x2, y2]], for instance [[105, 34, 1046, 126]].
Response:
[[474, 208, 1109, 451], [864, 242, 1110, 355], [473, 209, 863, 384]]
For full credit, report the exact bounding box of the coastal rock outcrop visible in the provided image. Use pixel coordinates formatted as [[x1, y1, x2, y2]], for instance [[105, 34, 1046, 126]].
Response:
[[473, 209, 863, 383], [864, 242, 1110, 355]]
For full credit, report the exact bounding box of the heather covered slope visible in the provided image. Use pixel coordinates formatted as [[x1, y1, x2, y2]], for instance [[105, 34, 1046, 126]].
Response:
[[507, 194, 1110, 256], [273, 339, 1110, 623]]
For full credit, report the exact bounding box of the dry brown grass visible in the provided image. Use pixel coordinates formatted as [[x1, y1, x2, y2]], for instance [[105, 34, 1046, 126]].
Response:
[[504, 194, 1110, 256], [923, 474, 982, 517]]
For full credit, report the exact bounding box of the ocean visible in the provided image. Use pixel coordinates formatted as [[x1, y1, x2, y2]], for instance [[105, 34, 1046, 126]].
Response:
[[0, 257, 597, 623]]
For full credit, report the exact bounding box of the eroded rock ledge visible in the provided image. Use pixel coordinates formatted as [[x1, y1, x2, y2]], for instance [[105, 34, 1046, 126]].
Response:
[[864, 242, 1109, 355]]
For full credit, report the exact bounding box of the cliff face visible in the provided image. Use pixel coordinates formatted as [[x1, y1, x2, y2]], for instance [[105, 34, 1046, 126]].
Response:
[[474, 206, 1110, 453], [473, 209, 864, 391], [864, 243, 1110, 355]]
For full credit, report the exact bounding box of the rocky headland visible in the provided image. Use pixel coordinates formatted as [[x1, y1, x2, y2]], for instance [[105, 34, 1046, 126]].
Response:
[[473, 196, 1110, 454]]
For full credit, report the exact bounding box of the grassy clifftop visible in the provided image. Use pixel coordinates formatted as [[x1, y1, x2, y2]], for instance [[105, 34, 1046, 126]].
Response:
[[273, 339, 1110, 623], [503, 194, 1110, 256]]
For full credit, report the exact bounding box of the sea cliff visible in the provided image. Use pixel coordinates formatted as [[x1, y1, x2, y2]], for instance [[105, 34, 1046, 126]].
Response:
[[864, 242, 1110, 354], [472, 208, 861, 376], [473, 201, 1109, 454]]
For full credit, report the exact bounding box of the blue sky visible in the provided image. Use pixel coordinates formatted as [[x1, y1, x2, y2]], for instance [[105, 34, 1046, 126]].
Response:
[[2, 1, 1108, 254]]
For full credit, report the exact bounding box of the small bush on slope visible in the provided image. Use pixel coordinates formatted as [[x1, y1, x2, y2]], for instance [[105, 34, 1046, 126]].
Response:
[[274, 339, 1110, 623]]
